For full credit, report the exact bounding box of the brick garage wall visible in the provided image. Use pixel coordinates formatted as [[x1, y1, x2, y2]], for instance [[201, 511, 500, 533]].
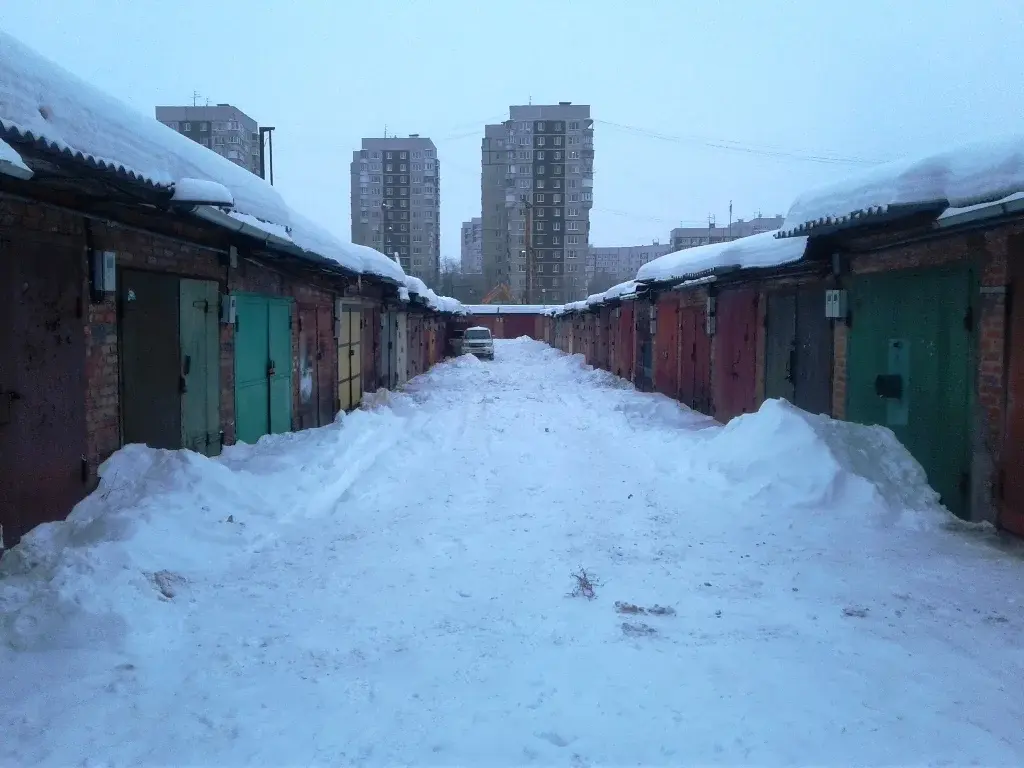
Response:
[[842, 219, 1021, 522]]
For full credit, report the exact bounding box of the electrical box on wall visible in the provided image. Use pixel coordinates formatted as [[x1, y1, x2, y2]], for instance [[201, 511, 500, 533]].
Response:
[[89, 250, 116, 300], [825, 289, 848, 319], [220, 294, 237, 325]]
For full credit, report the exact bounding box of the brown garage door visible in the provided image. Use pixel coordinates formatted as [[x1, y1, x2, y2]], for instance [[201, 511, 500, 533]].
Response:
[[0, 236, 87, 549]]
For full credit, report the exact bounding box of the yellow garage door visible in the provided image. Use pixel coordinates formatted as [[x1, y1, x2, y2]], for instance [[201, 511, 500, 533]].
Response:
[[337, 303, 362, 411]]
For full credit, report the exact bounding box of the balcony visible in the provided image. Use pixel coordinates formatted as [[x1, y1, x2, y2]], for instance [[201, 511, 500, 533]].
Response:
[[582, 177, 593, 188]]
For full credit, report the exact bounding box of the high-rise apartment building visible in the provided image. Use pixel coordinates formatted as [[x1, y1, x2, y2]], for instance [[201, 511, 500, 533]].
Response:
[[586, 241, 673, 292], [350, 136, 440, 285], [669, 215, 784, 251], [155, 104, 262, 176], [480, 124, 511, 293], [482, 103, 593, 304], [460, 217, 483, 274]]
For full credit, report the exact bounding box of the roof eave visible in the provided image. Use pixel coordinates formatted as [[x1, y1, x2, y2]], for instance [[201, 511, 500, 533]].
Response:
[[777, 200, 948, 239]]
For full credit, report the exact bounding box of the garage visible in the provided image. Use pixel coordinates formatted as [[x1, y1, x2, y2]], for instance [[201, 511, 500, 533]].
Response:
[[846, 265, 974, 518], [763, 286, 833, 415], [233, 293, 293, 444]]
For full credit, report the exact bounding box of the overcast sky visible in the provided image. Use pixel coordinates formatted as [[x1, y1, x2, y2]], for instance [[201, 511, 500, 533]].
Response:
[[6, 1, 1024, 263]]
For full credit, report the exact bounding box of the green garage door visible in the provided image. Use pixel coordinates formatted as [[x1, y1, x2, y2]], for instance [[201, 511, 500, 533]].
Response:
[[846, 265, 974, 517], [234, 293, 293, 444]]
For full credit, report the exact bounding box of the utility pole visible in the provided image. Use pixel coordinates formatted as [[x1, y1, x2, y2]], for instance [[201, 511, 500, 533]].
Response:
[[728, 200, 733, 239], [192, 90, 200, 107], [520, 198, 535, 304]]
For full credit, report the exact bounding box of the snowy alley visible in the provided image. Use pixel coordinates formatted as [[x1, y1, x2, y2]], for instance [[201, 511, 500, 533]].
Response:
[[2, 338, 1024, 766]]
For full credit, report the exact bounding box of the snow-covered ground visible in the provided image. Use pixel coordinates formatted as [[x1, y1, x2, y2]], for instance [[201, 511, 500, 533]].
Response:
[[3, 339, 1024, 766]]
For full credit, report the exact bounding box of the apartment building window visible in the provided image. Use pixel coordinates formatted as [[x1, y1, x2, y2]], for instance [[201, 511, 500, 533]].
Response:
[[535, 193, 545, 203], [553, 209, 562, 218], [569, 121, 579, 130], [517, 221, 526, 231], [571, 165, 580, 175], [425, 149, 434, 157], [554, 136, 563, 146], [413, 247, 422, 254], [182, 122, 193, 132], [413, 187, 422, 194], [400, 164, 407, 171], [567, 235, 580, 244], [536, 221, 545, 231], [554, 151, 562, 160], [214, 136, 224, 145], [536, 136, 546, 147], [400, 175, 408, 183], [537, 122, 545, 131], [555, 122, 563, 131], [518, 179, 530, 188], [385, 175, 394, 184], [569, 151, 579, 160], [567, 263, 578, 273], [518, 165, 529, 174], [399, 152, 407, 160], [568, 136, 579, 145], [371, 187, 380, 195], [372, 151, 381, 159], [413, 151, 421, 158], [536, 207, 545, 217], [553, 221, 561, 231], [568, 249, 578, 258], [518, 264, 527, 272], [536, 150, 545, 160], [568, 208, 580, 217], [385, 152, 393, 159], [508, 165, 515, 174], [553, 194, 562, 203], [386, 187, 394, 195], [569, 194, 579, 202], [553, 166, 562, 175], [569, 180, 577, 188], [385, 164, 393, 171], [519, 137, 529, 145], [401, 224, 409, 232], [567, 221, 580, 231], [537, 263, 545, 273], [553, 235, 561, 244], [536, 179, 546, 189], [517, 236, 526, 245], [517, 150, 530, 160], [200, 137, 210, 147], [537, 165, 545, 174], [199, 122, 209, 132], [400, 200, 408, 208]]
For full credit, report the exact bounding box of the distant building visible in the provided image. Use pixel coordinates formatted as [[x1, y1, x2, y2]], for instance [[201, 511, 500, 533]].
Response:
[[461, 217, 483, 274], [586, 241, 673, 292], [350, 135, 440, 285], [669, 215, 784, 251], [480, 124, 510, 294], [482, 103, 594, 304], [155, 104, 262, 176]]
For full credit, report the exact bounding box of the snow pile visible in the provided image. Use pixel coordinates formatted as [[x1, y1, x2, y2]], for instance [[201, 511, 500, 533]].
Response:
[[0, 136, 31, 178], [170, 177, 233, 206], [698, 399, 946, 526], [0, 407, 407, 653], [602, 280, 640, 302], [636, 231, 808, 283], [402, 274, 465, 314], [0, 31, 403, 283], [783, 134, 1024, 235]]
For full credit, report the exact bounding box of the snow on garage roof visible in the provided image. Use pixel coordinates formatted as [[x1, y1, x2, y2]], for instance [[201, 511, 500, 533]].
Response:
[[0, 31, 403, 282], [0, 136, 32, 179], [636, 231, 807, 284], [781, 134, 1024, 237]]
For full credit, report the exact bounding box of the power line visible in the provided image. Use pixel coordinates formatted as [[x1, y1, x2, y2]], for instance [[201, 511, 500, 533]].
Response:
[[594, 119, 889, 166]]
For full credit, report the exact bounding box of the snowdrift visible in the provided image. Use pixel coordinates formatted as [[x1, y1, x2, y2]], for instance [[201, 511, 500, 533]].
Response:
[[699, 399, 947, 527], [0, 407, 406, 653]]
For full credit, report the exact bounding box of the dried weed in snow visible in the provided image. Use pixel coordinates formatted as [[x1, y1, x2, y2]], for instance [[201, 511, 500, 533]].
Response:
[[568, 567, 601, 600]]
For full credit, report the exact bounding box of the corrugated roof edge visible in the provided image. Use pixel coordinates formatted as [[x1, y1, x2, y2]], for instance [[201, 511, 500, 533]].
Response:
[[775, 200, 948, 239], [0, 121, 169, 190]]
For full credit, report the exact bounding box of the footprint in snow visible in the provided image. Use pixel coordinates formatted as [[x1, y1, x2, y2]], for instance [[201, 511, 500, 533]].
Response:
[[537, 731, 572, 747]]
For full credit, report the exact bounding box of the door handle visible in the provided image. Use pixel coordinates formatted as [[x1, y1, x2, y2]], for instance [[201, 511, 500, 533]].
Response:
[[267, 360, 276, 377]]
